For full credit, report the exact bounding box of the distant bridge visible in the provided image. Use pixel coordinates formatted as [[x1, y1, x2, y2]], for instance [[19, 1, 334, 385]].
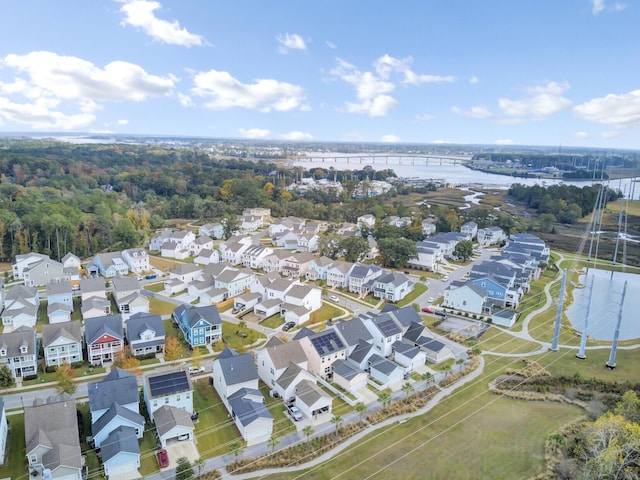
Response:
[[295, 154, 472, 166]]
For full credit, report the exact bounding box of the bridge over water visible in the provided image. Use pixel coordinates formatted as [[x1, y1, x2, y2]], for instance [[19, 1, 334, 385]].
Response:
[[295, 154, 472, 166]]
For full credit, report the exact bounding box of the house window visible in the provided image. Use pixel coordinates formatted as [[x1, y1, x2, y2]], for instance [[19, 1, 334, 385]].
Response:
[[164, 397, 169, 404], [176, 395, 180, 401]]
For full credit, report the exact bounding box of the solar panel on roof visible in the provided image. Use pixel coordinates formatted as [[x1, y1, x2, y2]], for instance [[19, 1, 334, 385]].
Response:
[[377, 318, 401, 336], [148, 371, 190, 397]]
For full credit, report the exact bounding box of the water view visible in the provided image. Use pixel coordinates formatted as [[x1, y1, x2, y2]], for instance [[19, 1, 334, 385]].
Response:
[[292, 154, 640, 200], [566, 268, 640, 341]]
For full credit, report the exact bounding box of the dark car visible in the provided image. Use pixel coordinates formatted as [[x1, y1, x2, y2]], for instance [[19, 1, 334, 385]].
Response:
[[282, 321, 296, 332], [157, 448, 169, 468]]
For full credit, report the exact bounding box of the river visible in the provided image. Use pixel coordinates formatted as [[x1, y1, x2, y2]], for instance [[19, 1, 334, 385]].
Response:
[[291, 154, 640, 200]]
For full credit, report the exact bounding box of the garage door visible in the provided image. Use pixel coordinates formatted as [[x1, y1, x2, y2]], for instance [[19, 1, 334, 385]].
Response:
[[105, 460, 139, 477]]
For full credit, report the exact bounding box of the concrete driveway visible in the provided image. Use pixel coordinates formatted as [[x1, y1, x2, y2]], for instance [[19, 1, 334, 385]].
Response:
[[166, 440, 200, 468]]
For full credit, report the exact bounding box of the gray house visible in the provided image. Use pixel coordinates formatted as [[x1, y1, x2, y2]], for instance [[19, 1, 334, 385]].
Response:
[[126, 312, 165, 358], [0, 326, 38, 379]]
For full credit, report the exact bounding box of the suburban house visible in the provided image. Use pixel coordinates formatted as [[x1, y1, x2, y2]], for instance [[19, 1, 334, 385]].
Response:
[[12, 252, 51, 279], [461, 221, 478, 240], [212, 348, 273, 446], [150, 229, 196, 253], [243, 208, 271, 225], [0, 398, 7, 464], [392, 341, 427, 371], [294, 379, 332, 420], [328, 317, 374, 356], [46, 280, 73, 324], [298, 329, 347, 379], [219, 240, 251, 265], [492, 308, 519, 328], [199, 222, 224, 239], [153, 405, 195, 448], [238, 215, 263, 233], [304, 256, 334, 281], [24, 394, 83, 480], [81, 297, 112, 320], [261, 249, 292, 274], [42, 321, 83, 368], [80, 277, 107, 302], [403, 322, 453, 364], [422, 219, 437, 236], [126, 312, 165, 357], [332, 359, 368, 392], [1, 284, 40, 328], [88, 252, 130, 278], [121, 248, 150, 273], [112, 276, 149, 322], [326, 260, 354, 289], [23, 257, 67, 287], [256, 337, 309, 396], [88, 368, 141, 424], [296, 232, 319, 252], [357, 214, 376, 232], [281, 251, 316, 278], [477, 226, 507, 246], [61, 253, 81, 270], [443, 282, 487, 315], [373, 272, 414, 302], [241, 244, 274, 270], [361, 313, 404, 357], [142, 368, 194, 423], [194, 248, 220, 266], [408, 240, 443, 271], [191, 235, 214, 256], [91, 401, 144, 450], [214, 267, 255, 297], [0, 326, 38, 379], [281, 284, 322, 324], [85, 315, 124, 366], [101, 426, 140, 479], [169, 264, 203, 284], [348, 264, 383, 295], [505, 233, 551, 263], [368, 353, 405, 387], [173, 304, 222, 348]]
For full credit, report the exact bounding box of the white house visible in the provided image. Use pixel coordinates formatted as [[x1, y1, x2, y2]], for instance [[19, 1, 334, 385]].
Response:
[[1, 284, 39, 328], [101, 426, 141, 479], [0, 326, 37, 379], [42, 321, 83, 367], [143, 368, 194, 423], [121, 248, 150, 273]]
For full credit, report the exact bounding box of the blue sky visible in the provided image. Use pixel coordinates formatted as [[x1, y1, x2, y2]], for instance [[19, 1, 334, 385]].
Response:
[[0, 0, 639, 149]]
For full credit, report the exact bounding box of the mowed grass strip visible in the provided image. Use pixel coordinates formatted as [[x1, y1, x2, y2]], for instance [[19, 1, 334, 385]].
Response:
[[477, 327, 542, 355]]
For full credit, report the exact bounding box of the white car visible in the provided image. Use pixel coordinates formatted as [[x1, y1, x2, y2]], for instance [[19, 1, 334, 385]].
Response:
[[329, 295, 339, 302], [427, 297, 435, 303], [287, 405, 303, 421]]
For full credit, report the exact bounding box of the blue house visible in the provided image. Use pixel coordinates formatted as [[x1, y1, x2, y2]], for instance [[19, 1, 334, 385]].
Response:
[[173, 305, 222, 348]]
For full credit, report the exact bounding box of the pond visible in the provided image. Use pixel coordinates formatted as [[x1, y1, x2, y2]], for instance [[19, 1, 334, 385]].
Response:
[[566, 268, 640, 341]]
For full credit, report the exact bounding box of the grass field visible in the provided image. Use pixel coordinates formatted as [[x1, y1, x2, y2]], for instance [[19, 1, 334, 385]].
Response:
[[477, 328, 542, 355], [265, 357, 583, 480]]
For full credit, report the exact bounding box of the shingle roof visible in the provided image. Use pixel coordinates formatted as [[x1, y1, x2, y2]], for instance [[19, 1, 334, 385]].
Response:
[[215, 349, 258, 385], [101, 426, 140, 463], [85, 315, 123, 344], [153, 405, 194, 437], [88, 367, 139, 413], [91, 402, 144, 438], [295, 379, 330, 407], [42, 320, 82, 348], [261, 338, 307, 370], [228, 388, 273, 426]]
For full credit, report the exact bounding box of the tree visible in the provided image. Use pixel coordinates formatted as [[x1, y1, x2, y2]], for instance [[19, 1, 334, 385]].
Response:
[[456, 358, 465, 372], [302, 425, 314, 452], [54, 361, 76, 395], [267, 434, 280, 453], [614, 390, 640, 423], [340, 236, 370, 263], [194, 457, 205, 475], [355, 402, 367, 424], [0, 364, 15, 388], [401, 382, 415, 402], [421, 371, 435, 388], [331, 414, 344, 438], [112, 348, 142, 376], [164, 336, 183, 361], [230, 439, 244, 460], [221, 214, 240, 240], [377, 389, 392, 411], [443, 364, 453, 379], [454, 240, 474, 261], [175, 456, 194, 480], [377, 237, 418, 268], [191, 347, 203, 369]]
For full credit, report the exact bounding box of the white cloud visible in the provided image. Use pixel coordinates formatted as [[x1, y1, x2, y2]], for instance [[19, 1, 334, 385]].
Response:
[[415, 113, 435, 122], [495, 138, 514, 145], [498, 81, 572, 120], [602, 130, 621, 138], [575, 131, 591, 139], [591, 0, 626, 14], [326, 41, 337, 49], [119, 0, 203, 47], [117, 119, 129, 125], [238, 128, 270, 139], [0, 51, 175, 130], [381, 134, 401, 143], [374, 54, 455, 85], [573, 90, 640, 128], [177, 92, 194, 107], [191, 69, 308, 112], [451, 105, 492, 119], [469, 75, 479, 84], [280, 131, 313, 141], [277, 33, 307, 54]]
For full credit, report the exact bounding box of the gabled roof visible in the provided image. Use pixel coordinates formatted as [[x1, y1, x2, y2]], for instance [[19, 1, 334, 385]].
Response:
[[112, 276, 140, 292], [153, 405, 194, 437], [228, 388, 272, 426], [215, 348, 258, 385], [260, 337, 307, 370], [0, 326, 36, 355], [42, 320, 82, 347], [46, 280, 72, 296], [332, 359, 365, 380], [91, 402, 144, 438], [101, 426, 140, 463], [276, 362, 306, 390], [85, 315, 123, 344], [170, 264, 202, 276], [292, 327, 315, 340], [25, 394, 80, 460], [126, 312, 164, 342], [392, 340, 423, 359], [349, 340, 375, 364], [80, 277, 106, 293], [306, 330, 346, 357], [145, 368, 193, 399], [5, 284, 38, 300], [369, 354, 402, 375], [285, 284, 314, 300], [295, 379, 330, 407], [173, 304, 222, 329], [88, 367, 139, 413], [387, 305, 422, 330], [370, 314, 403, 337], [331, 318, 373, 347]]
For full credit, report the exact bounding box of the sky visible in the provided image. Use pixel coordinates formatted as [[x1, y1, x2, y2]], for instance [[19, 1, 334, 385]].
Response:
[[0, 0, 639, 149]]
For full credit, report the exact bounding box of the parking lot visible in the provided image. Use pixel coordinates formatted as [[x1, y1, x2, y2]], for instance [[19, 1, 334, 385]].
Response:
[[438, 316, 489, 339]]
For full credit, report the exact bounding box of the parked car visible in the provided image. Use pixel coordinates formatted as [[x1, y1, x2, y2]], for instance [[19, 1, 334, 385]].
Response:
[[442, 275, 449, 281], [421, 307, 435, 313], [329, 295, 339, 302], [177, 434, 190, 441], [434, 309, 446, 317], [188, 365, 205, 375], [157, 448, 169, 468], [231, 306, 242, 314], [282, 321, 296, 332], [427, 297, 435, 303], [287, 405, 303, 421]]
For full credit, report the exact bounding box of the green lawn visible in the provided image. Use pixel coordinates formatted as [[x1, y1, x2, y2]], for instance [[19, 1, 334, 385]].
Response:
[[0, 413, 26, 479], [144, 281, 165, 293], [261, 315, 285, 329], [395, 282, 427, 307], [221, 321, 266, 352], [478, 328, 542, 355]]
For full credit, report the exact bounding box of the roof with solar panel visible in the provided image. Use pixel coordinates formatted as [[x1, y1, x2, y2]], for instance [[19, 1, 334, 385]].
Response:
[[307, 330, 345, 356]]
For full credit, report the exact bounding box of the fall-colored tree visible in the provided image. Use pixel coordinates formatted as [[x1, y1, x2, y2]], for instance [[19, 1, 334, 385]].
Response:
[[164, 336, 183, 361], [54, 361, 77, 395], [112, 348, 142, 376], [191, 347, 203, 369]]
